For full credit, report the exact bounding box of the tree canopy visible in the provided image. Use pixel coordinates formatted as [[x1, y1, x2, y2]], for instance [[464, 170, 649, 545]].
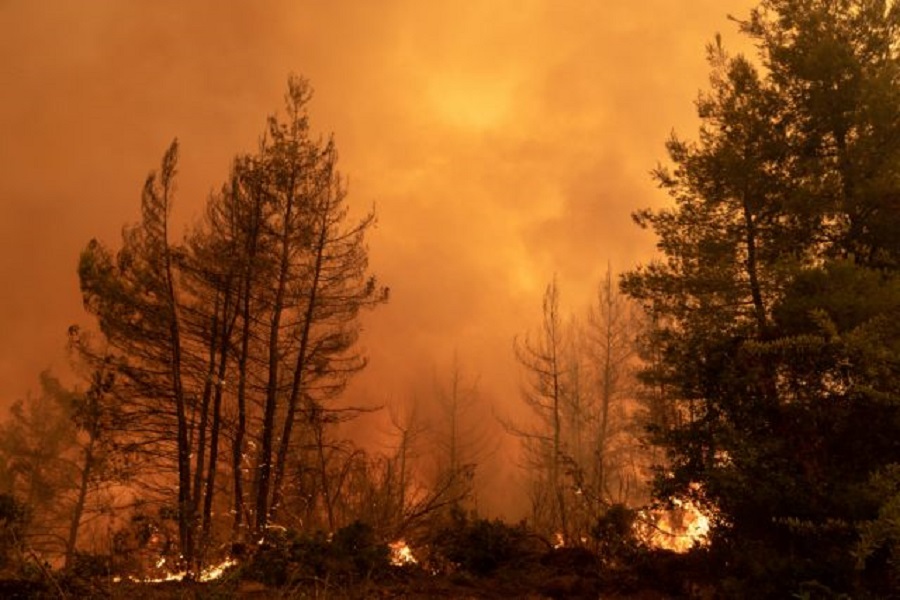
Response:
[[623, 0, 900, 594]]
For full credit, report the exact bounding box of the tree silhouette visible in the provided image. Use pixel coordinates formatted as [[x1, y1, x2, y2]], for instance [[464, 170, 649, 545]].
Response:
[[76, 75, 387, 569], [623, 1, 900, 593]]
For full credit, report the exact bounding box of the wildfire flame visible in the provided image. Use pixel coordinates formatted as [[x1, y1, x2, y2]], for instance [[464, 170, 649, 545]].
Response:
[[198, 557, 239, 582], [389, 539, 418, 566], [636, 497, 711, 553], [113, 556, 239, 584]]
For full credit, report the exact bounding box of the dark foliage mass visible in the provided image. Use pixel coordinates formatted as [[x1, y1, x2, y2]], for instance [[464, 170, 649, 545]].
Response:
[[623, 0, 900, 596], [245, 521, 390, 587], [426, 509, 540, 577]]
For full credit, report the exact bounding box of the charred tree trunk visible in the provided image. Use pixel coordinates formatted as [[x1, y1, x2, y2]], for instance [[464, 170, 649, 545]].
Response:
[[192, 292, 221, 542], [161, 194, 193, 569], [201, 282, 238, 548], [271, 210, 328, 518], [232, 180, 264, 539], [255, 186, 295, 533], [64, 435, 95, 570]]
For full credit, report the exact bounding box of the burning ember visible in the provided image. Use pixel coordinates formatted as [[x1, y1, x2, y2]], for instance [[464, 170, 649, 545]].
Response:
[[635, 497, 711, 553], [552, 532, 565, 549], [198, 557, 239, 582], [389, 539, 418, 566]]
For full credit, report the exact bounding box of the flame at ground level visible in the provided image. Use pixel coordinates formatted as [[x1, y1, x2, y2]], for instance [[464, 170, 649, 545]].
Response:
[[635, 498, 711, 553], [113, 556, 239, 584], [389, 539, 418, 566], [199, 557, 239, 582]]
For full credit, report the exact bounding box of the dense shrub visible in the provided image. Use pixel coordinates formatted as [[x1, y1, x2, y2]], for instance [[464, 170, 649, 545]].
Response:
[[330, 520, 390, 578], [68, 552, 113, 579], [109, 509, 178, 578], [592, 503, 638, 563], [428, 510, 538, 577], [0, 493, 28, 573], [245, 521, 390, 587]]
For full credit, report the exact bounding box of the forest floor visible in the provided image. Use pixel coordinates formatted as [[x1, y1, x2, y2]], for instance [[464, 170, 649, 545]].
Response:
[[13, 576, 678, 599], [101, 576, 676, 599], [0, 550, 697, 599], [0, 531, 706, 599]]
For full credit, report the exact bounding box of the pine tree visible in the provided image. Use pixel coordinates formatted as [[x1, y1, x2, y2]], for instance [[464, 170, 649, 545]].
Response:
[[76, 76, 387, 565], [623, 1, 900, 593]]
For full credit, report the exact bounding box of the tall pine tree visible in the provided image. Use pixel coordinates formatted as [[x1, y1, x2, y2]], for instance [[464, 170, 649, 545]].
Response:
[[624, 1, 900, 594]]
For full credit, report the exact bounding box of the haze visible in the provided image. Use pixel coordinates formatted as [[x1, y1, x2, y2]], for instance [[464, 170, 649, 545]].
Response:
[[0, 1, 755, 512]]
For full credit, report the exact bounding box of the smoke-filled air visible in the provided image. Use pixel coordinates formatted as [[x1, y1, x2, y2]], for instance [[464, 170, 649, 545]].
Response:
[[3, 1, 900, 597]]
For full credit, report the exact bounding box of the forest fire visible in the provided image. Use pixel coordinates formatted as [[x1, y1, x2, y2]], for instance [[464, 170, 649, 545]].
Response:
[[198, 557, 239, 582], [636, 498, 711, 553], [113, 557, 239, 584], [389, 539, 418, 566]]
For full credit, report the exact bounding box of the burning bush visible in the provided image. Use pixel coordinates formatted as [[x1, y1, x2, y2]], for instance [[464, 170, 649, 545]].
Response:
[[633, 498, 711, 553]]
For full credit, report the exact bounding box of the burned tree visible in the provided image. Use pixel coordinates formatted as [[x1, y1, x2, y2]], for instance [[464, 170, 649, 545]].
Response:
[[78, 141, 197, 564], [76, 76, 387, 565]]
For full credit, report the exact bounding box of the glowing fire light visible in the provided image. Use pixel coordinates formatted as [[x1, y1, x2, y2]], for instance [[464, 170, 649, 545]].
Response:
[[636, 497, 711, 553], [113, 557, 239, 584], [389, 539, 418, 566], [198, 557, 238, 582], [552, 532, 565, 549]]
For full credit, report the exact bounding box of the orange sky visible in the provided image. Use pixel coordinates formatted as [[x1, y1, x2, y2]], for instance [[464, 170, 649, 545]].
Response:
[[0, 0, 756, 514]]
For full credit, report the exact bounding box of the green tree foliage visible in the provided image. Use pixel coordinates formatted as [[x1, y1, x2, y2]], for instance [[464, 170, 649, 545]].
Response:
[[0, 370, 116, 567], [0, 373, 81, 560], [745, 0, 900, 268], [0, 373, 79, 507], [623, 0, 900, 594], [0, 493, 28, 574], [245, 520, 390, 588], [427, 509, 535, 577]]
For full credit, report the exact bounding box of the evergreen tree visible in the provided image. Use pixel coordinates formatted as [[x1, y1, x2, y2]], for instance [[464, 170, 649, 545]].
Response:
[[623, 1, 900, 594], [0, 369, 117, 567], [79, 140, 197, 564]]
